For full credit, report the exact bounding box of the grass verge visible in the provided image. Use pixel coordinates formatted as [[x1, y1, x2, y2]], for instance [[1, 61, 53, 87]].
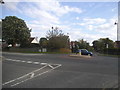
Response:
[[98, 54, 120, 57], [2, 50, 71, 54]]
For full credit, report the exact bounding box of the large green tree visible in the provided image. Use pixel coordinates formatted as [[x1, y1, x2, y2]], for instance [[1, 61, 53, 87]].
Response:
[[2, 16, 31, 47], [78, 39, 90, 49], [46, 27, 70, 51], [39, 37, 48, 48], [71, 39, 92, 53], [92, 38, 114, 52]]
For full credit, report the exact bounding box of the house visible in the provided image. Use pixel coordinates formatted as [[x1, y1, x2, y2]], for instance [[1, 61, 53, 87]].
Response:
[[114, 41, 120, 48], [0, 39, 8, 49], [30, 37, 39, 44]]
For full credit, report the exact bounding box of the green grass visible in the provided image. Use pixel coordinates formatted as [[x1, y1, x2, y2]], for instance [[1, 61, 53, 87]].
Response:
[[98, 54, 120, 57], [3, 50, 71, 54]]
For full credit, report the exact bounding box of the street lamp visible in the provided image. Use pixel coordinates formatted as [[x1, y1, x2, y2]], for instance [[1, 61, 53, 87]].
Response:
[[114, 21, 118, 41], [0, 0, 5, 4]]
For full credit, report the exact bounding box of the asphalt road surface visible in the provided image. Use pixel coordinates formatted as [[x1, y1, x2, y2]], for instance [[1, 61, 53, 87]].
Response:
[[2, 52, 118, 88]]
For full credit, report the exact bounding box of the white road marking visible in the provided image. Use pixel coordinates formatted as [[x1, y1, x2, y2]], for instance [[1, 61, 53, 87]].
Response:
[[11, 64, 62, 87], [27, 61, 33, 64], [5, 59, 39, 65], [6, 59, 21, 62], [30, 73, 35, 78], [48, 64, 54, 69], [3, 58, 62, 87], [40, 63, 47, 65], [3, 52, 46, 56], [21, 61, 26, 63], [33, 62, 40, 64], [2, 65, 48, 86], [15, 60, 21, 62]]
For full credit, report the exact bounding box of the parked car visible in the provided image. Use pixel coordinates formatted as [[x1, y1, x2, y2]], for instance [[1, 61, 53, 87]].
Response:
[[76, 49, 93, 56]]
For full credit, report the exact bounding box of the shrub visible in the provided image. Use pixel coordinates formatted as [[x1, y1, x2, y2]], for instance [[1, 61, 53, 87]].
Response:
[[59, 48, 71, 53]]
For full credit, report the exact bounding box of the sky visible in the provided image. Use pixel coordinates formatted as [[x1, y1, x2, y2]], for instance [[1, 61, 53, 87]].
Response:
[[1, 0, 118, 45]]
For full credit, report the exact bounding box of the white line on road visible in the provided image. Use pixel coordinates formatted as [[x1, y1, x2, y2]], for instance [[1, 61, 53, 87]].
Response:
[[3, 52, 46, 56], [6, 59, 21, 62], [2, 64, 48, 86], [3, 58, 62, 87], [21, 61, 26, 63], [11, 64, 62, 87], [33, 62, 40, 64], [27, 61, 33, 64]]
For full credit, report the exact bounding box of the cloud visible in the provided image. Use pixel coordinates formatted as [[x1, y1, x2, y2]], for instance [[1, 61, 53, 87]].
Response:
[[69, 17, 117, 45], [3, 1, 117, 45], [3, 0, 22, 12], [74, 17, 107, 27], [111, 8, 117, 12], [68, 28, 104, 45], [84, 18, 117, 41], [16, 1, 83, 39], [76, 17, 80, 20], [83, 18, 106, 24], [34, 0, 82, 17], [4, 0, 83, 27], [87, 25, 94, 31]]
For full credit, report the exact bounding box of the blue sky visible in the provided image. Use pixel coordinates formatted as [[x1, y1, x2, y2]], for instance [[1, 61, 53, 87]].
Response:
[[2, 0, 118, 45]]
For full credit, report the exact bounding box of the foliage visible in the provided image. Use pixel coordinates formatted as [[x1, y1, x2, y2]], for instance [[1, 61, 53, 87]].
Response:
[[78, 39, 91, 50], [39, 37, 48, 48], [2, 16, 31, 47], [103, 48, 120, 55], [46, 27, 64, 39], [46, 27, 69, 51], [39, 37, 48, 52], [92, 38, 114, 52], [47, 36, 69, 50], [71, 39, 93, 53], [59, 48, 71, 53]]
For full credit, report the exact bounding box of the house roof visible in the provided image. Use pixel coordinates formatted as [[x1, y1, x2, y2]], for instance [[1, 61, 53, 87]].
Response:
[[30, 37, 39, 44], [29, 37, 35, 43]]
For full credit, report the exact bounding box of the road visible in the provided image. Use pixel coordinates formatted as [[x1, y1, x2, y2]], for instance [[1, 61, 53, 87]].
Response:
[[2, 52, 118, 88]]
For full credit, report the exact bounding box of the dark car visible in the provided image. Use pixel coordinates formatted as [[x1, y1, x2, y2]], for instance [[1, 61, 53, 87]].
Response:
[[76, 49, 93, 56]]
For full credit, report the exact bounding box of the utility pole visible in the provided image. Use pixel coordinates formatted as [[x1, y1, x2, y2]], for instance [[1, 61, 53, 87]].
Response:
[[114, 21, 118, 41], [118, 1, 120, 41], [114, 1, 120, 48]]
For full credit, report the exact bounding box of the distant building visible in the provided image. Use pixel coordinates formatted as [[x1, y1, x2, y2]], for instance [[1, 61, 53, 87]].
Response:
[[30, 37, 39, 44], [0, 39, 8, 49], [114, 41, 120, 48], [70, 41, 79, 53]]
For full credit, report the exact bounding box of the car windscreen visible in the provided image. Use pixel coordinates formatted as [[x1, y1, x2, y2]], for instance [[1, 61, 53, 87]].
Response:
[[81, 50, 88, 53]]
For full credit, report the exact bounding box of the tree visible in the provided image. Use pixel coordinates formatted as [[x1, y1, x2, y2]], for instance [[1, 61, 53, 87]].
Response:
[[39, 37, 48, 48], [92, 38, 114, 52], [92, 40, 100, 51], [46, 27, 70, 51], [39, 37, 48, 52], [77, 39, 92, 50], [2, 16, 31, 47], [46, 27, 64, 39]]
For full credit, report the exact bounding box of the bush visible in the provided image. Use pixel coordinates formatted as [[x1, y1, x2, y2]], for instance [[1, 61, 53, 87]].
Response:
[[59, 48, 71, 53], [103, 48, 120, 55], [8, 47, 40, 53]]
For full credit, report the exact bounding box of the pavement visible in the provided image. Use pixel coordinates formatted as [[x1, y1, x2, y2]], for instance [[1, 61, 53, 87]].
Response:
[[2, 52, 118, 88]]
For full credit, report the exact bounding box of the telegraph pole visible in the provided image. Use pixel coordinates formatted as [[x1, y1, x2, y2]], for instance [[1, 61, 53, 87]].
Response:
[[118, 1, 120, 41], [114, 1, 120, 48]]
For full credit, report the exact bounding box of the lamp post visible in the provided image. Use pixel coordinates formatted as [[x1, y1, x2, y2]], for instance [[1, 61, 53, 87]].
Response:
[[0, 0, 5, 4], [114, 21, 118, 41]]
